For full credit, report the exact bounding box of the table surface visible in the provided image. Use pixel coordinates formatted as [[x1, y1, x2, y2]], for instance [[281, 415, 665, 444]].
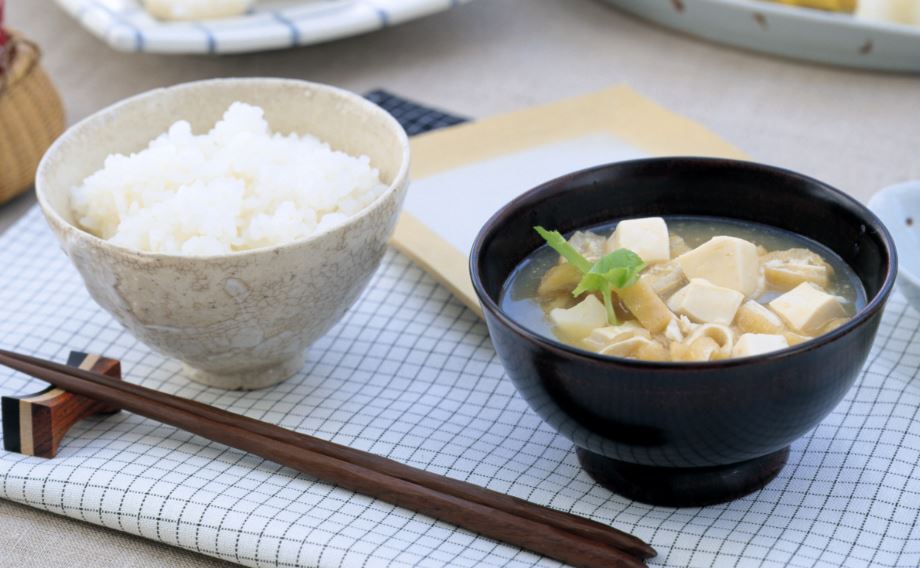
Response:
[[3, 1, 918, 566]]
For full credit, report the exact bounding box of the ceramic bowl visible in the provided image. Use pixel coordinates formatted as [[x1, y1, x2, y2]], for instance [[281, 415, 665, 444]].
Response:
[[36, 78, 410, 390], [470, 158, 897, 507], [869, 181, 920, 312]]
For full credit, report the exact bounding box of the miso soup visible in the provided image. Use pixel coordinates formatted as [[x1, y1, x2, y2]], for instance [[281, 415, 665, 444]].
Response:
[[500, 216, 865, 362]]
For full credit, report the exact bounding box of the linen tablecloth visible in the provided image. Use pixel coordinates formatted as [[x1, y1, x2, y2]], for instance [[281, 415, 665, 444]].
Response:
[[1, 95, 919, 567]]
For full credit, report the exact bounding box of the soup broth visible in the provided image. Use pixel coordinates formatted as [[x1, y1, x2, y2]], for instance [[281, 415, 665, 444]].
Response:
[[500, 216, 865, 362]]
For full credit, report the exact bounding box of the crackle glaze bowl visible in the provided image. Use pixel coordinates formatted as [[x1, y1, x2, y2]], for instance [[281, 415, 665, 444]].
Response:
[[470, 158, 897, 507], [36, 78, 410, 390]]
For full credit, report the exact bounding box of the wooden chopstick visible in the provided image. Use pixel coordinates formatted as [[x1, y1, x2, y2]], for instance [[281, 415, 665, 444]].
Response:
[[0, 349, 654, 561], [0, 351, 652, 568]]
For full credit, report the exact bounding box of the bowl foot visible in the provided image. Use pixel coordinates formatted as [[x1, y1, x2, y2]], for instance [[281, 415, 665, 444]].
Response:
[[576, 446, 789, 507], [183, 354, 304, 390]]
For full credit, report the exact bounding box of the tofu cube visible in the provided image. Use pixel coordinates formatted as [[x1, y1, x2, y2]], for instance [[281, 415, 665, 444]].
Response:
[[732, 334, 789, 358], [676, 236, 760, 296], [667, 278, 744, 325], [549, 295, 608, 339], [606, 217, 670, 264], [768, 283, 847, 335]]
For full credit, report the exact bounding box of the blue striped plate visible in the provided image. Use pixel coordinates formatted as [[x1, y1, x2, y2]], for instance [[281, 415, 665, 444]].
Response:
[[54, 0, 472, 54]]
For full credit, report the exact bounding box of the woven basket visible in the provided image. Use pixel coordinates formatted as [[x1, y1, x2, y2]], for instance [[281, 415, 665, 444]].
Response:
[[0, 33, 66, 205]]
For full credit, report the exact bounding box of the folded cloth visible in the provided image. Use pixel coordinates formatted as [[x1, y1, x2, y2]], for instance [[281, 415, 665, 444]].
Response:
[[0, 93, 919, 568], [366, 90, 468, 135]]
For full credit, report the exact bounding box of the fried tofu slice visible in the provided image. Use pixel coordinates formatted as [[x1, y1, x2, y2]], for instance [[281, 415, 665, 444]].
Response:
[[618, 279, 674, 333], [737, 300, 785, 334]]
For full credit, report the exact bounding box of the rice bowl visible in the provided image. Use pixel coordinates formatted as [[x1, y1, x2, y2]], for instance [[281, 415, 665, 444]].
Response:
[[36, 78, 411, 389]]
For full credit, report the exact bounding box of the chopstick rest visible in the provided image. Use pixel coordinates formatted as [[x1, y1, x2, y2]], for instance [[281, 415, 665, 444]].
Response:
[[1, 352, 121, 458]]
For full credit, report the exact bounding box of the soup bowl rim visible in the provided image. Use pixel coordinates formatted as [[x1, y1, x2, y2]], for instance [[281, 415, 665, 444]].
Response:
[[469, 157, 898, 371]]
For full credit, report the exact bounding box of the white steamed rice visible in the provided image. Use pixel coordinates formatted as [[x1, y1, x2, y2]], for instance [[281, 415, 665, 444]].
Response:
[[70, 102, 388, 255]]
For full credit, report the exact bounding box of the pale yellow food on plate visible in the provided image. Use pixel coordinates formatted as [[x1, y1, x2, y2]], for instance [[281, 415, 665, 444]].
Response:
[[761, 0, 856, 13], [855, 0, 920, 24], [144, 0, 255, 21], [758, 0, 920, 25]]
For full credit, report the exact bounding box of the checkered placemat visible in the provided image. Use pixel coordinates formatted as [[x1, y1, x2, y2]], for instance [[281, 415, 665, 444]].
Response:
[[1, 93, 919, 567]]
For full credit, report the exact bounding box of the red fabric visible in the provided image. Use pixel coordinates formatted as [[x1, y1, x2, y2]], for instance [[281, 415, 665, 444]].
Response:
[[0, 0, 8, 78], [0, 0, 7, 48]]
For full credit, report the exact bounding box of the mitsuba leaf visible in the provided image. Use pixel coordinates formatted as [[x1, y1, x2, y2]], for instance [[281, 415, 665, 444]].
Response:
[[534, 226, 647, 326], [533, 226, 592, 274], [572, 249, 646, 296]]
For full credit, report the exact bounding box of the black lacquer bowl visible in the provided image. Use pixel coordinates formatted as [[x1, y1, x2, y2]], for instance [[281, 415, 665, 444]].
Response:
[[470, 158, 897, 507]]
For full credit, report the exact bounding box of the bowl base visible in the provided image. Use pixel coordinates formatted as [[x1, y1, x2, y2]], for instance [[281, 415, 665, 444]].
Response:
[[576, 446, 789, 507], [183, 354, 304, 390]]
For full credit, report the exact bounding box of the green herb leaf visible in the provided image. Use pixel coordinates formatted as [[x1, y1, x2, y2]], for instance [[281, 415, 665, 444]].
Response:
[[534, 226, 592, 273], [601, 287, 617, 326], [534, 226, 647, 326], [572, 249, 646, 296]]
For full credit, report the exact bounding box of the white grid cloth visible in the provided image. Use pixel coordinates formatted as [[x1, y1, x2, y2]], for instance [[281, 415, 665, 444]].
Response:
[[2, 97, 920, 566], [3, 210, 920, 568]]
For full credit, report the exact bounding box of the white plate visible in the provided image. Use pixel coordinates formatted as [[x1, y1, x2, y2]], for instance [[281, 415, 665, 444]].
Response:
[[602, 0, 920, 72], [869, 181, 920, 313], [54, 0, 471, 54]]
